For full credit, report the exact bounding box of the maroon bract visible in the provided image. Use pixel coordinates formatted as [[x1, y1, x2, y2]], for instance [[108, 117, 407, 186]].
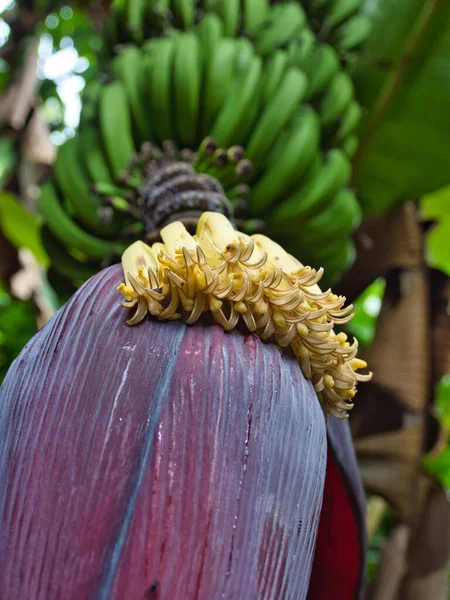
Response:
[[0, 265, 327, 599]]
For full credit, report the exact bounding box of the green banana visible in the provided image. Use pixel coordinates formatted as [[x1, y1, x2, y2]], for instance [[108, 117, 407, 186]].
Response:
[[171, 0, 195, 29], [259, 123, 296, 173], [111, 46, 152, 144], [79, 80, 102, 126], [233, 37, 254, 71], [134, 0, 168, 32], [249, 106, 320, 211], [141, 52, 157, 137], [142, 41, 158, 56], [41, 227, 99, 283], [197, 13, 224, 58], [54, 137, 117, 236], [334, 99, 361, 143], [100, 81, 137, 182], [246, 67, 308, 168], [78, 131, 126, 234], [153, 0, 170, 10], [201, 0, 219, 9], [256, 3, 307, 56], [126, 0, 145, 41], [287, 28, 316, 70], [260, 49, 288, 107], [173, 32, 201, 147], [149, 36, 177, 144], [281, 222, 355, 282], [291, 234, 355, 284], [38, 183, 126, 260], [232, 89, 260, 146], [331, 15, 372, 51], [342, 134, 359, 158], [308, 0, 333, 12], [295, 187, 362, 247], [211, 44, 262, 147], [271, 149, 352, 227], [326, 0, 363, 28], [79, 129, 112, 185], [201, 38, 237, 137], [243, 0, 269, 35], [317, 238, 355, 282], [215, 0, 240, 36], [319, 71, 354, 127], [107, 0, 127, 47], [94, 182, 131, 198], [305, 43, 340, 99], [105, 4, 120, 49]]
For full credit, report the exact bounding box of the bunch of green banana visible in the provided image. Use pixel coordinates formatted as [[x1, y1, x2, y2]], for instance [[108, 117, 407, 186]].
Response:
[[41, 6, 366, 289], [38, 97, 136, 286], [106, 0, 370, 62], [106, 0, 192, 47], [37, 178, 127, 289], [295, 0, 372, 58]]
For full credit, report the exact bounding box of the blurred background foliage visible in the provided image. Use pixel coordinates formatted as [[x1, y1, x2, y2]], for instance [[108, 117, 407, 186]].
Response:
[[423, 375, 450, 489], [0, 282, 36, 381], [0, 1, 100, 142], [421, 185, 450, 277]]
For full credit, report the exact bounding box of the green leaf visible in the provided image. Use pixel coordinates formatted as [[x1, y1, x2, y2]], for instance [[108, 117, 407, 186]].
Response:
[[346, 278, 386, 347], [422, 376, 450, 490], [421, 185, 450, 220], [423, 446, 450, 491], [425, 219, 450, 275], [0, 137, 15, 187], [353, 0, 450, 216], [0, 283, 37, 384], [435, 375, 450, 431], [0, 192, 49, 266], [421, 185, 450, 274]]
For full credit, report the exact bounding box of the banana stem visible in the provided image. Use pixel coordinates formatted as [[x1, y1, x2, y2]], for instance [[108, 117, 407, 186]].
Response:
[[196, 148, 228, 173], [136, 159, 234, 236], [207, 159, 253, 189], [191, 136, 217, 170], [227, 183, 250, 201]]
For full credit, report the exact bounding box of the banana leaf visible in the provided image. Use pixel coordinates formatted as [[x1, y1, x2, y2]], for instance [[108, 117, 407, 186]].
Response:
[[352, 0, 450, 216], [0, 192, 49, 267]]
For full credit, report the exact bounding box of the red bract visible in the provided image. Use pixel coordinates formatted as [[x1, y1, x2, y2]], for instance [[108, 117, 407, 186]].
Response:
[[0, 265, 329, 599]]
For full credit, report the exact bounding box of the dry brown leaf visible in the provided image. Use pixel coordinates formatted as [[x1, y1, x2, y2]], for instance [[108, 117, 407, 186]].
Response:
[[401, 482, 450, 600], [362, 270, 429, 413], [0, 42, 39, 130], [431, 272, 450, 382], [22, 111, 56, 166], [401, 569, 448, 600], [9, 249, 56, 329], [355, 424, 428, 521], [370, 525, 410, 600], [358, 456, 428, 522], [337, 203, 423, 302], [355, 423, 423, 460], [350, 385, 404, 439]]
